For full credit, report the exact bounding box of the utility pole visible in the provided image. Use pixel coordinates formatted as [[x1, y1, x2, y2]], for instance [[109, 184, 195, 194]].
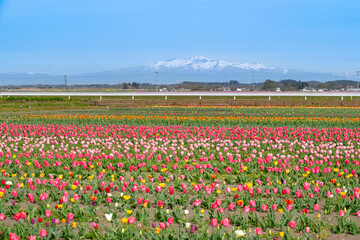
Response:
[[63, 75, 67, 90], [252, 72, 255, 91], [155, 72, 159, 91]]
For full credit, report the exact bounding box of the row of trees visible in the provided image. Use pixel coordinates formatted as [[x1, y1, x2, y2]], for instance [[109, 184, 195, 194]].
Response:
[[263, 79, 308, 91], [120, 80, 357, 91], [122, 82, 139, 89]]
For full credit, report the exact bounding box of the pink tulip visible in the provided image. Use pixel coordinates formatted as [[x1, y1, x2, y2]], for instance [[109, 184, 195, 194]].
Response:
[[91, 222, 98, 229], [40, 229, 47, 238], [356, 211, 360, 217], [155, 186, 162, 192], [159, 222, 166, 229], [210, 218, 218, 227], [193, 199, 201, 207], [339, 210, 345, 217], [244, 206, 250, 213], [9, 233, 20, 240], [68, 212, 74, 220], [61, 196, 68, 203], [272, 204, 277, 211], [228, 202, 236, 211], [29, 236, 36, 240], [73, 194, 80, 201], [39, 193, 49, 201], [313, 204, 319, 211], [220, 218, 230, 227], [261, 204, 267, 212], [303, 182, 310, 190], [45, 210, 51, 218], [355, 192, 360, 199], [12, 191, 17, 198], [128, 217, 135, 224], [326, 191, 334, 198]]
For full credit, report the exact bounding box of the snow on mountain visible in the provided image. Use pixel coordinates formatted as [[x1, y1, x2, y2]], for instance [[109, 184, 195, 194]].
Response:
[[146, 56, 275, 72], [0, 56, 351, 85]]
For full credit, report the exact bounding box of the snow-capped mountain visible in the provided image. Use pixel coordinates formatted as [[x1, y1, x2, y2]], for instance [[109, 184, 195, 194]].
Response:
[[0, 56, 353, 85], [146, 56, 275, 72]]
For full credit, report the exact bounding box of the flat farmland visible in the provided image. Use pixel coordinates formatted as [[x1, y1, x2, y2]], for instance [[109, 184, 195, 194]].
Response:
[[0, 95, 360, 113]]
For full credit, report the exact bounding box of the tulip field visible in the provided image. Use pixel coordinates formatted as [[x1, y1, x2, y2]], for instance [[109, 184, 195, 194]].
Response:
[[2, 105, 360, 239]]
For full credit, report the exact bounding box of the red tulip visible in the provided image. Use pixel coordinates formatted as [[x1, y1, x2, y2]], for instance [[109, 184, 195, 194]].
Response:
[[255, 228, 262, 235], [167, 218, 174, 224], [288, 221, 296, 229]]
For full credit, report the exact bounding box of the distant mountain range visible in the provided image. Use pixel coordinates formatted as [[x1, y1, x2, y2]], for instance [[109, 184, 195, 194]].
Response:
[[0, 56, 356, 86]]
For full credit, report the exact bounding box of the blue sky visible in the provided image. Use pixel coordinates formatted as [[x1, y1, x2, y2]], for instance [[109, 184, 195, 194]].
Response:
[[0, 0, 359, 74]]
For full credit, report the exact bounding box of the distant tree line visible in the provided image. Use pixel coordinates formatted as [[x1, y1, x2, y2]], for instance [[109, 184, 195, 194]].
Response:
[[122, 82, 139, 89], [2, 79, 358, 92], [261, 79, 359, 91], [263, 79, 308, 91]]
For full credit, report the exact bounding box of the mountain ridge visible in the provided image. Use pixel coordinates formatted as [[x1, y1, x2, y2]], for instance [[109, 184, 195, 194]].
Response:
[[0, 57, 356, 85]]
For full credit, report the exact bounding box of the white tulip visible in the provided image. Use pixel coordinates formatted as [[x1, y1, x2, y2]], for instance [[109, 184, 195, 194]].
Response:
[[105, 213, 113, 222], [184, 210, 189, 215], [235, 230, 246, 237], [185, 222, 191, 228]]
